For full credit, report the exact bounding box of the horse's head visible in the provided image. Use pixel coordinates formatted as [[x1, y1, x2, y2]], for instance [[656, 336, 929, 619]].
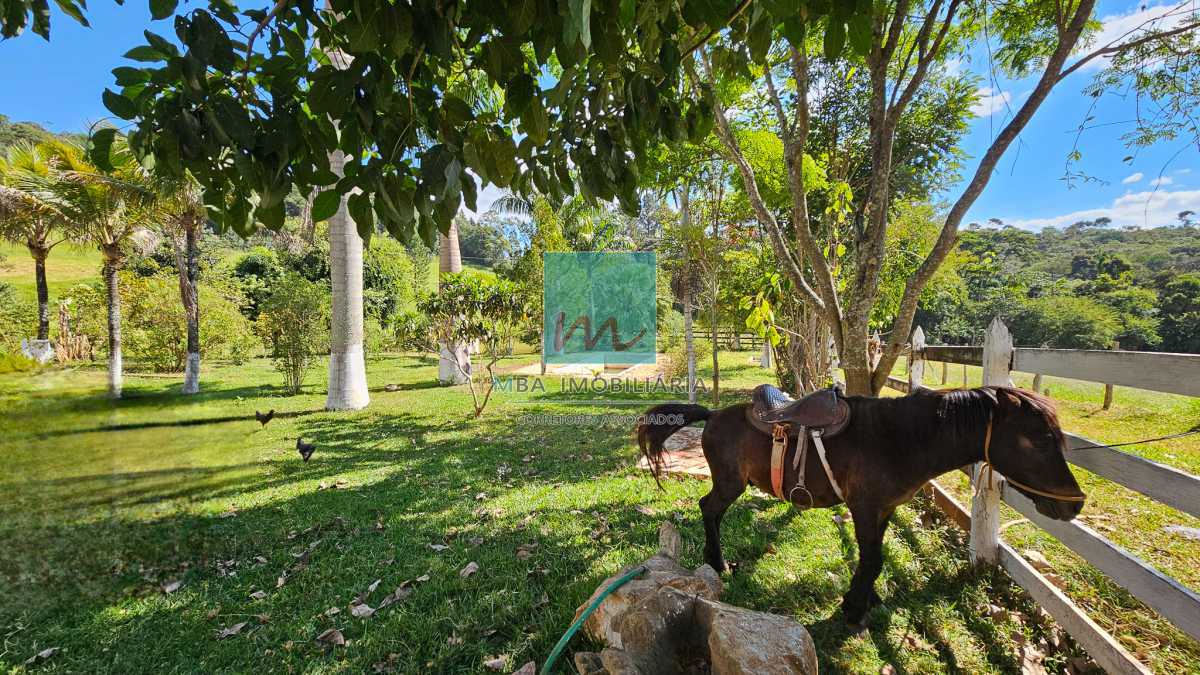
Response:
[[987, 387, 1085, 521]]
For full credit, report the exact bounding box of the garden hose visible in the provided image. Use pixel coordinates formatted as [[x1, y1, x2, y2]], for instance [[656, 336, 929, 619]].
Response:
[[542, 564, 648, 674]]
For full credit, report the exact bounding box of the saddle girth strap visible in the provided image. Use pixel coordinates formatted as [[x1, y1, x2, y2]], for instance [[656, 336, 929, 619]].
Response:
[[769, 426, 845, 504], [770, 424, 790, 499]]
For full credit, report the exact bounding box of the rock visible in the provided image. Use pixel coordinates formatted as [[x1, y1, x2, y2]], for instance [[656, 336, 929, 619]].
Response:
[[1022, 549, 1052, 572], [696, 597, 818, 675], [576, 522, 815, 674], [575, 652, 609, 675]]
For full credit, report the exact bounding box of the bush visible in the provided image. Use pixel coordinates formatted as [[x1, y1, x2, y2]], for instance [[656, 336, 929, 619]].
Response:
[[256, 273, 330, 394], [231, 246, 283, 319], [1009, 295, 1121, 349], [0, 351, 38, 373], [0, 282, 37, 354], [61, 274, 257, 372], [665, 334, 713, 379], [390, 309, 433, 352]]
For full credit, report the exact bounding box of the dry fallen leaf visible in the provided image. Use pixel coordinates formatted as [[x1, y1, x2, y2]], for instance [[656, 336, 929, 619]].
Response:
[[325, 607, 341, 617], [483, 656, 506, 670], [460, 562, 480, 578], [162, 580, 183, 594], [250, 590, 267, 600], [1043, 572, 1069, 590], [351, 602, 375, 618], [515, 543, 538, 560], [24, 647, 59, 666], [475, 492, 488, 501], [1022, 549, 1052, 572], [215, 622, 248, 640], [512, 662, 536, 675], [429, 544, 450, 552], [468, 537, 484, 547], [416, 573, 431, 583], [206, 608, 219, 620], [254, 555, 268, 564], [447, 633, 464, 646], [316, 628, 346, 646], [635, 505, 656, 516]]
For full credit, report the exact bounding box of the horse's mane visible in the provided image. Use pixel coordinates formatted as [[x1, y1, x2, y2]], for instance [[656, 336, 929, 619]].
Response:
[[852, 386, 1061, 447]]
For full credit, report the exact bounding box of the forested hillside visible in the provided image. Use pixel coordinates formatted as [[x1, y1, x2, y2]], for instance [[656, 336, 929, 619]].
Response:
[[917, 217, 1200, 353]]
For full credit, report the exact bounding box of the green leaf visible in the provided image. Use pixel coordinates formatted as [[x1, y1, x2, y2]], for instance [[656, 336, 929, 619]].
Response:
[[347, 193, 375, 241], [124, 45, 165, 62], [143, 30, 179, 57], [149, 0, 177, 20], [311, 189, 342, 222], [102, 89, 137, 120], [112, 66, 149, 86], [87, 127, 117, 171], [823, 17, 845, 60], [847, 13, 872, 55]]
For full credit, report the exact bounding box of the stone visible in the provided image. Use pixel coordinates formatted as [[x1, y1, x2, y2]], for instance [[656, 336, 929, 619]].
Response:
[[696, 596, 817, 675], [575, 521, 816, 675]]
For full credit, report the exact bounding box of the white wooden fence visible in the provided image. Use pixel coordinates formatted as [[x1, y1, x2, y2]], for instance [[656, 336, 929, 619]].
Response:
[[890, 318, 1200, 675]]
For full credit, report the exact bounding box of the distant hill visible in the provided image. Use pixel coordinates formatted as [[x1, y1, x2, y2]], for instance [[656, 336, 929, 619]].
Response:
[[0, 114, 85, 152]]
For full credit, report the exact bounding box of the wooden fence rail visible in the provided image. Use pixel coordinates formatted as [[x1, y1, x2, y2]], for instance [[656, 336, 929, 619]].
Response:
[[895, 318, 1200, 673]]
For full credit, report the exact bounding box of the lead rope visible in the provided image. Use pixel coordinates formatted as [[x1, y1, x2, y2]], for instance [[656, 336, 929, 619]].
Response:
[[977, 414, 1087, 502]]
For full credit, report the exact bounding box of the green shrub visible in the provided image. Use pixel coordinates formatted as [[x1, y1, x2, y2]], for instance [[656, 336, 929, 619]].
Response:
[[256, 273, 330, 394], [61, 274, 256, 372], [0, 282, 37, 354], [231, 246, 283, 319], [665, 334, 712, 379], [1010, 295, 1121, 349], [0, 351, 38, 373], [390, 309, 433, 352]]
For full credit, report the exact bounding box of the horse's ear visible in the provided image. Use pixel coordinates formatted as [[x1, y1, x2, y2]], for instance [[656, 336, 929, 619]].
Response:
[[994, 389, 1024, 420]]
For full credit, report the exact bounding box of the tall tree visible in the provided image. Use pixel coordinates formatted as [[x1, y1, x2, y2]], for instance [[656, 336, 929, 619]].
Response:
[[701, 0, 1198, 395], [155, 173, 205, 393], [43, 138, 155, 398], [0, 142, 70, 341], [437, 219, 469, 385]]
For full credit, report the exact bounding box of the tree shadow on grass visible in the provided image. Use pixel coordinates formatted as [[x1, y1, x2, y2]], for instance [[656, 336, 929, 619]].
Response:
[[0, 406, 682, 672]]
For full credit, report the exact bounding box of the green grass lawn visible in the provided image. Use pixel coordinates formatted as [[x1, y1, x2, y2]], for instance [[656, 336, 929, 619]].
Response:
[[0, 241, 105, 302], [0, 351, 1195, 672]]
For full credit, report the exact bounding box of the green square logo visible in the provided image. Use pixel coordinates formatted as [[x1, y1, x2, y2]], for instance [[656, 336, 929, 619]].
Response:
[[543, 252, 656, 365]]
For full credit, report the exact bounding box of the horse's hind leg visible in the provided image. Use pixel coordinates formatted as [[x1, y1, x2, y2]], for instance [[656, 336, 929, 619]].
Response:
[[699, 471, 746, 574]]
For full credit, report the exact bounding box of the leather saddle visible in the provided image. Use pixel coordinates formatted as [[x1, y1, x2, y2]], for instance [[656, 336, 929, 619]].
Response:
[[747, 384, 851, 438]]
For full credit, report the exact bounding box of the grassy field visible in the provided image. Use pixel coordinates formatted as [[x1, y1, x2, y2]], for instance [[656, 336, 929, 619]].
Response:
[[1, 351, 1127, 674]]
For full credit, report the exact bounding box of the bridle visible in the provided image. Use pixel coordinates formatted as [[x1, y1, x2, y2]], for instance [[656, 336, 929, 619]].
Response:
[[978, 413, 1087, 503]]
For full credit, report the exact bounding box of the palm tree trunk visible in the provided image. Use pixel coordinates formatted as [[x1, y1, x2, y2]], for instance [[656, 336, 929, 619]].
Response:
[[325, 150, 370, 410], [101, 248, 123, 399], [438, 220, 470, 385], [29, 244, 50, 340], [176, 217, 201, 394]]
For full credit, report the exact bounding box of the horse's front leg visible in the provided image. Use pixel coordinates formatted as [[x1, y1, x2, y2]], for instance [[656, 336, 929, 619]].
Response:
[[842, 504, 891, 629]]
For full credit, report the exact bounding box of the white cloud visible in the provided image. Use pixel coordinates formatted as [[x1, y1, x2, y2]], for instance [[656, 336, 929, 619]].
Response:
[[1006, 189, 1200, 230], [1150, 176, 1174, 187], [1080, 2, 1194, 71], [1122, 172, 1144, 184], [1177, 168, 1193, 175], [971, 87, 1012, 117]]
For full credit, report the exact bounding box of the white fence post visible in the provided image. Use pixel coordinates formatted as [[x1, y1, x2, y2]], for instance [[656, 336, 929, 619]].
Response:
[[971, 317, 1013, 565], [908, 326, 926, 391]]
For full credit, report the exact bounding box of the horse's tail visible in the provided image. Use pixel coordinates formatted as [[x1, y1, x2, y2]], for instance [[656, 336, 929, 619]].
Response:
[[636, 403, 711, 490]]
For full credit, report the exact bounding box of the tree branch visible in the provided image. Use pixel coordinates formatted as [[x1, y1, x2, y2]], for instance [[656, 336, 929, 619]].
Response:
[[870, 0, 1100, 394], [1058, 19, 1200, 82]]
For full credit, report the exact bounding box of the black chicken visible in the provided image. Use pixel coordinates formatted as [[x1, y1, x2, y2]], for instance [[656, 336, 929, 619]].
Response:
[[296, 437, 316, 462], [255, 409, 276, 427]]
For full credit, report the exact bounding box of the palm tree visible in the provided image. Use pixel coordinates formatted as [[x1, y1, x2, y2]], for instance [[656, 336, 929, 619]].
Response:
[[0, 142, 70, 343], [38, 138, 155, 398], [437, 218, 470, 384], [325, 148, 370, 410], [154, 173, 205, 393]]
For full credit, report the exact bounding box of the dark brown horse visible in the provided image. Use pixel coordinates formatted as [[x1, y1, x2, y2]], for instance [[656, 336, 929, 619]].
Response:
[[637, 386, 1086, 628]]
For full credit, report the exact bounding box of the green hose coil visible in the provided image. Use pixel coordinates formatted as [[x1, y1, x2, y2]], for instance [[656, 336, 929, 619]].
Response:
[[541, 564, 648, 674]]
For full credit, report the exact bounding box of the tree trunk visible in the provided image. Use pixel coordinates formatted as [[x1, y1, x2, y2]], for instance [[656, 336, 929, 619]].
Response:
[[176, 218, 201, 394], [438, 220, 470, 384], [683, 286, 696, 404], [101, 248, 123, 399], [710, 285, 719, 405], [29, 244, 50, 340], [325, 150, 370, 410]]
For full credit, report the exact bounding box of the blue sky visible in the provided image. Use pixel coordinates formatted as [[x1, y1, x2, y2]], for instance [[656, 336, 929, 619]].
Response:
[[0, 0, 1195, 230]]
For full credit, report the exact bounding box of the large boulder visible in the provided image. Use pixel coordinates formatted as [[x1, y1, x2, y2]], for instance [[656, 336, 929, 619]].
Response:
[[573, 522, 817, 675]]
